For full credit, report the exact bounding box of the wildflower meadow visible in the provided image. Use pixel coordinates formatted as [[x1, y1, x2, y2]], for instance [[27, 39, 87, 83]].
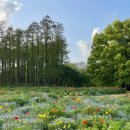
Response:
[[0, 87, 129, 130]]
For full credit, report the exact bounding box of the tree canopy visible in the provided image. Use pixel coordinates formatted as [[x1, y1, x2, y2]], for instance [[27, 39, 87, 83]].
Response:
[[1, 17, 130, 89], [87, 19, 130, 90], [0, 16, 69, 86]]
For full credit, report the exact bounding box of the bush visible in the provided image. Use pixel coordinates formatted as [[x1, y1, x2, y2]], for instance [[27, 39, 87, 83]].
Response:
[[0, 120, 3, 130], [8, 98, 29, 106]]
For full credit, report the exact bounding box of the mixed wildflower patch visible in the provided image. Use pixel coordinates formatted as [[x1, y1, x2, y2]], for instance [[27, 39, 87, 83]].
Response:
[[0, 87, 129, 130]]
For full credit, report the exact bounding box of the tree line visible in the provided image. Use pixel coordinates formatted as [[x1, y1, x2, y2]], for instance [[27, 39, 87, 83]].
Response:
[[1, 16, 129, 88], [0, 15, 70, 86]]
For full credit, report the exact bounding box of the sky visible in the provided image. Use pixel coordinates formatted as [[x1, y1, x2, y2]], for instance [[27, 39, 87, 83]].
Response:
[[0, 0, 130, 63]]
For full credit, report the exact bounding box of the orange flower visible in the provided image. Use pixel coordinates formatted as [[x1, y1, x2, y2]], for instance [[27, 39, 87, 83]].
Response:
[[83, 112, 86, 114], [96, 107, 101, 112], [52, 109, 58, 113], [83, 120, 87, 125]]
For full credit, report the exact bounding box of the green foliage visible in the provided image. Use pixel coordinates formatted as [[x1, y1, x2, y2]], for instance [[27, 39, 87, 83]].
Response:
[[0, 120, 3, 130], [0, 16, 68, 87], [107, 120, 121, 130], [8, 98, 29, 107], [61, 65, 84, 87], [87, 19, 130, 89], [0, 87, 129, 130]]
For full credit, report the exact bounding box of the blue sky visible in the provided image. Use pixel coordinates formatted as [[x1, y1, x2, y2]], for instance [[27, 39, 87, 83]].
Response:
[[1, 0, 130, 63]]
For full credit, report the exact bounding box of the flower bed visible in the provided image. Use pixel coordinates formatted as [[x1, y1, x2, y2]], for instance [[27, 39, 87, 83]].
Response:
[[0, 87, 129, 130]]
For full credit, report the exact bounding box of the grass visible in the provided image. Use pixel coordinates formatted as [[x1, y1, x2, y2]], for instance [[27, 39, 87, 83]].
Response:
[[0, 87, 129, 130]]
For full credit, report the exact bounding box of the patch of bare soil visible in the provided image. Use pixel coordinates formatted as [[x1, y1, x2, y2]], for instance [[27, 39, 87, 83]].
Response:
[[94, 91, 130, 98]]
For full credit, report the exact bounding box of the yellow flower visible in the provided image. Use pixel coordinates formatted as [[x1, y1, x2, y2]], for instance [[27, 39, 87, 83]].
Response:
[[0, 106, 3, 109], [57, 121, 62, 125], [38, 113, 46, 118], [59, 121, 62, 124], [76, 98, 81, 102], [32, 102, 36, 106], [8, 109, 11, 112], [52, 109, 58, 113], [68, 124, 70, 128], [105, 111, 109, 115], [108, 109, 112, 113], [99, 118, 106, 124]]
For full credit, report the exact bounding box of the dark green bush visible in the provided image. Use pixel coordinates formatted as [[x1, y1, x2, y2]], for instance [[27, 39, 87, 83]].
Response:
[[0, 120, 3, 130], [9, 98, 29, 106]]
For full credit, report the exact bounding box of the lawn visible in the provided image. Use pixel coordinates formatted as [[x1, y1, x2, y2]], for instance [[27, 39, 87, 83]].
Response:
[[0, 87, 130, 130]]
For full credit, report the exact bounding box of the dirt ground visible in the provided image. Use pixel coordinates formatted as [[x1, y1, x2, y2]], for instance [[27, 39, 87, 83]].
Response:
[[94, 91, 130, 98]]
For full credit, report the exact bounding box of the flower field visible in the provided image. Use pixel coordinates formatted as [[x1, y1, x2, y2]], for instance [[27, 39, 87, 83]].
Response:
[[0, 87, 130, 130]]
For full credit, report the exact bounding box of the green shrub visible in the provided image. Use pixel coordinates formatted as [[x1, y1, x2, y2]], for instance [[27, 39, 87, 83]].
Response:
[[48, 93, 58, 99], [8, 98, 29, 106], [0, 120, 3, 130]]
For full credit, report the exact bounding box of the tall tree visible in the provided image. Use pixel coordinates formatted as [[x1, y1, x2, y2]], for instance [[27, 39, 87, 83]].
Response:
[[0, 16, 69, 86], [87, 19, 130, 89]]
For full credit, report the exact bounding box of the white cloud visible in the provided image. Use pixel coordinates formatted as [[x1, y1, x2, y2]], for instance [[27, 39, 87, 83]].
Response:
[[77, 40, 91, 59], [91, 27, 100, 39], [0, 0, 22, 22], [76, 27, 101, 62]]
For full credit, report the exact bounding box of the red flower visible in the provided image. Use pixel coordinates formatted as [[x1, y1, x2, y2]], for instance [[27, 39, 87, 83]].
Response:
[[15, 116, 19, 120], [83, 120, 87, 125], [25, 112, 30, 115]]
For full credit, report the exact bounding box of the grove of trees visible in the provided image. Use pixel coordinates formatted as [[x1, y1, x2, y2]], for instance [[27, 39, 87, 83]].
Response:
[[0, 16, 70, 86], [0, 16, 130, 89], [87, 19, 130, 90]]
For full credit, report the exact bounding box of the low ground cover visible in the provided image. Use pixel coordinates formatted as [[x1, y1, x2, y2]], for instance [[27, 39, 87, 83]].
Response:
[[0, 87, 129, 130]]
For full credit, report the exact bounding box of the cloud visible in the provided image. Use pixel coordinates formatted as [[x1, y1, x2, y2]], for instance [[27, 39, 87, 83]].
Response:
[[91, 27, 100, 39], [76, 27, 101, 62], [77, 40, 91, 59], [0, 0, 22, 22]]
